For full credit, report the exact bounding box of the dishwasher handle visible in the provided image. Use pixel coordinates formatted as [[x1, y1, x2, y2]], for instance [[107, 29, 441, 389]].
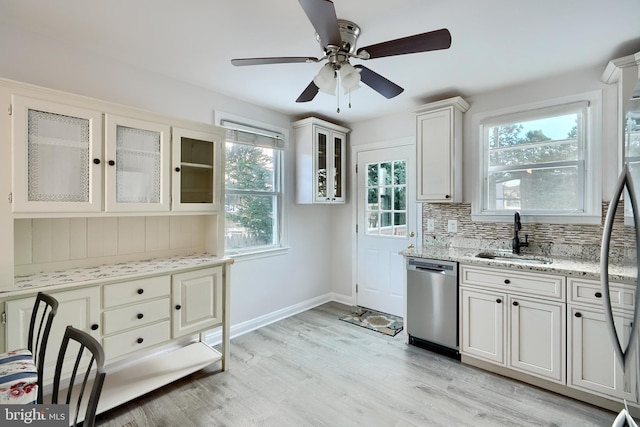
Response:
[[414, 265, 448, 274]]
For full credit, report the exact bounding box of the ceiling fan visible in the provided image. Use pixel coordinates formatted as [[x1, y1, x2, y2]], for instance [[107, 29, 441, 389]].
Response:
[[231, 0, 452, 103]]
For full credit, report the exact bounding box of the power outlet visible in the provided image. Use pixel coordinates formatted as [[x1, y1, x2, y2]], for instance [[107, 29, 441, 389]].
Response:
[[427, 218, 435, 232], [447, 219, 458, 233]]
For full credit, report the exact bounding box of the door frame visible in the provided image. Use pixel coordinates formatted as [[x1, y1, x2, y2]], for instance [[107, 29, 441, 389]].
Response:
[[350, 137, 421, 308]]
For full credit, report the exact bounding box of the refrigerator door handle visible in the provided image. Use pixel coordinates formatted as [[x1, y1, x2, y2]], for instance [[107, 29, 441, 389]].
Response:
[[601, 165, 640, 372]]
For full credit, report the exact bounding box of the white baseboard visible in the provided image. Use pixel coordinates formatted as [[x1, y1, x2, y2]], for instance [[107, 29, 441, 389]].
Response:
[[205, 292, 353, 345]]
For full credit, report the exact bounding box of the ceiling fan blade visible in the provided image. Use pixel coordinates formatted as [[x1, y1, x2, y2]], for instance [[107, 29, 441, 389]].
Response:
[[298, 0, 342, 47], [357, 28, 451, 59], [354, 65, 404, 99], [231, 57, 319, 66], [296, 81, 319, 102]]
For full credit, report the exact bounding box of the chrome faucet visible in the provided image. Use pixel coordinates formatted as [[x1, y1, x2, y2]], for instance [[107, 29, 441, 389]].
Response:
[[512, 211, 529, 255]]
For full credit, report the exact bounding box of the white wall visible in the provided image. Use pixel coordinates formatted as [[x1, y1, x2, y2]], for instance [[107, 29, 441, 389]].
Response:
[[0, 23, 335, 328]]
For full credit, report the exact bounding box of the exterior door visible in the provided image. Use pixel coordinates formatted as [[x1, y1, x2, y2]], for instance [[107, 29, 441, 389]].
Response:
[[356, 145, 416, 317]]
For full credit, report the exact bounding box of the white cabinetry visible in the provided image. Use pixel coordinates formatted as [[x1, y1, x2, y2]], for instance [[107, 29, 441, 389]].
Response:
[[415, 96, 469, 202], [104, 114, 171, 212], [293, 117, 349, 204], [171, 127, 224, 212], [460, 265, 566, 384], [6, 286, 101, 382], [171, 267, 223, 337], [101, 275, 172, 360], [567, 277, 637, 401], [11, 95, 103, 213]]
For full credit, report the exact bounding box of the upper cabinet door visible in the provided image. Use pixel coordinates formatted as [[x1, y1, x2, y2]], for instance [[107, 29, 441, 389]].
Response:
[[11, 95, 103, 213], [104, 114, 171, 212], [171, 127, 224, 212]]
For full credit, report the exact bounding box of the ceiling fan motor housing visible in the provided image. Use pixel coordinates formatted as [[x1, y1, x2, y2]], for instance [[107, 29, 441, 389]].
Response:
[[317, 19, 361, 67]]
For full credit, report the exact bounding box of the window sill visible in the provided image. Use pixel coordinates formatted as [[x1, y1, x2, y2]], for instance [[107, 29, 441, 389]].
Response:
[[224, 246, 290, 262], [471, 213, 602, 225]]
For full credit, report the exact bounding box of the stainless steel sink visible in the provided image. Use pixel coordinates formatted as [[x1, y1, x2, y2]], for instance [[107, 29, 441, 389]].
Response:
[[475, 252, 553, 265]]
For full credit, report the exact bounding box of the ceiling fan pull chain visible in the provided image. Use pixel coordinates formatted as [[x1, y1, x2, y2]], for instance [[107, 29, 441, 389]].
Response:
[[348, 89, 352, 109], [336, 83, 340, 113]]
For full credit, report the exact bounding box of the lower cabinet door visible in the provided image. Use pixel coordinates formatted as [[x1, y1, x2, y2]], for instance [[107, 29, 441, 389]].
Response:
[[568, 305, 636, 401], [171, 266, 223, 337], [6, 286, 101, 383], [508, 296, 565, 383], [460, 287, 506, 365]]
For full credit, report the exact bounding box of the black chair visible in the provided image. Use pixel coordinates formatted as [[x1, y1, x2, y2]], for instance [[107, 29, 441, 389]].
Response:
[[0, 291, 58, 404], [52, 326, 106, 427]]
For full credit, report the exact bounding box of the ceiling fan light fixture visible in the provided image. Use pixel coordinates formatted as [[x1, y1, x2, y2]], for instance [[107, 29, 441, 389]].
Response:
[[339, 62, 361, 91], [313, 63, 337, 94]]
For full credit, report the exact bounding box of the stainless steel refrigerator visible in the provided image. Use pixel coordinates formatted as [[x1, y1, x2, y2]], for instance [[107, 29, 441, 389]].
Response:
[[602, 74, 640, 426]]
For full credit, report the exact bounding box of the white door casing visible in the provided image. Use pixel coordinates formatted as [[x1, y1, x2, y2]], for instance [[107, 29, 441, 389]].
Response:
[[355, 143, 416, 317]]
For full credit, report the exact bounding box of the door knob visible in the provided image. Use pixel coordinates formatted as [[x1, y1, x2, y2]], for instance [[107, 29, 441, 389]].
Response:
[[409, 231, 415, 237]]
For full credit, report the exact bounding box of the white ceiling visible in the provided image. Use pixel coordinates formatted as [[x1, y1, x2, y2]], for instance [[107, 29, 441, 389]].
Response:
[[2, 0, 640, 123]]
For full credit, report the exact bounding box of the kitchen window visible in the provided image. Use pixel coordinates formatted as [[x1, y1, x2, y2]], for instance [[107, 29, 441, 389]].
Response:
[[222, 120, 284, 255], [473, 91, 602, 224]]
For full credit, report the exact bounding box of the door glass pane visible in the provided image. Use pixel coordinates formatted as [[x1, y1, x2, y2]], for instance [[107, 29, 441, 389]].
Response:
[[180, 137, 214, 203], [333, 136, 342, 198], [27, 109, 90, 202], [115, 125, 161, 203], [365, 160, 407, 237], [316, 133, 327, 199]]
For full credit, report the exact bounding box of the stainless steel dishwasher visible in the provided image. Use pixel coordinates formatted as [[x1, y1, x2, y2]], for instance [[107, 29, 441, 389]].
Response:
[[406, 257, 459, 358]]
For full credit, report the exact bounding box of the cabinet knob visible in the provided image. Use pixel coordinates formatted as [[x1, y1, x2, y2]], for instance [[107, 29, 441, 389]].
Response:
[[137, 313, 144, 319], [175, 167, 181, 172], [504, 279, 511, 284], [575, 312, 582, 318], [594, 292, 602, 298], [496, 298, 502, 304], [108, 160, 115, 166], [91, 324, 99, 331], [137, 289, 144, 295], [445, 195, 451, 199], [93, 158, 101, 165], [175, 304, 182, 310], [137, 338, 144, 344], [512, 301, 519, 306]]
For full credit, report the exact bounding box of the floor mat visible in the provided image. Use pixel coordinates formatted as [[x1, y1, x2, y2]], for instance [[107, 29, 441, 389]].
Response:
[[339, 308, 403, 337]]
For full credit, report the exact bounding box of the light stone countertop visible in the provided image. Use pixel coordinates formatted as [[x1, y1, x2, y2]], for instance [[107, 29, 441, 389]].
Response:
[[2, 253, 231, 295], [404, 247, 637, 284]]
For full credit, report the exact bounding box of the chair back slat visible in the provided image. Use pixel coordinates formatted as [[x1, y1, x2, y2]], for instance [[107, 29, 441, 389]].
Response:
[[27, 292, 59, 404]]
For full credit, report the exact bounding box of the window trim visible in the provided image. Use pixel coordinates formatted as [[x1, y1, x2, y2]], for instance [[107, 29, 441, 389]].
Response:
[[471, 91, 602, 224], [215, 111, 289, 257]]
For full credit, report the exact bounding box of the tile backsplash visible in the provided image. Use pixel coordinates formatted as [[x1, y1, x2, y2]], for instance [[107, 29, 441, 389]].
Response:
[[422, 202, 633, 263]]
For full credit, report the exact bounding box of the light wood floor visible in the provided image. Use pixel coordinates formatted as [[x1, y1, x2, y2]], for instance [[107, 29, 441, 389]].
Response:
[[96, 302, 617, 427]]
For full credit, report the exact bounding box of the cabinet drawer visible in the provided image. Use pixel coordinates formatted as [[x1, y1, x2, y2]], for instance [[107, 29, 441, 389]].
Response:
[[568, 277, 635, 311], [103, 275, 171, 308], [102, 298, 170, 335], [461, 265, 565, 300], [103, 320, 170, 360]]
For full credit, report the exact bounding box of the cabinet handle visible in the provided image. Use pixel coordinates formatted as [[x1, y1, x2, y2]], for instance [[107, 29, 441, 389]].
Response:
[[512, 301, 519, 306], [93, 158, 101, 165], [137, 289, 144, 295], [137, 313, 144, 319], [594, 292, 602, 298], [137, 338, 144, 344], [175, 304, 182, 310], [108, 160, 115, 166], [91, 324, 99, 331], [504, 279, 511, 284], [496, 298, 502, 304], [575, 312, 582, 318], [175, 167, 181, 172]]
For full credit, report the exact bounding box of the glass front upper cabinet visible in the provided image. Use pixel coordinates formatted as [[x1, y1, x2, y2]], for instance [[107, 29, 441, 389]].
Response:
[[171, 127, 224, 212], [314, 126, 346, 203], [104, 114, 170, 212], [11, 95, 103, 213]]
